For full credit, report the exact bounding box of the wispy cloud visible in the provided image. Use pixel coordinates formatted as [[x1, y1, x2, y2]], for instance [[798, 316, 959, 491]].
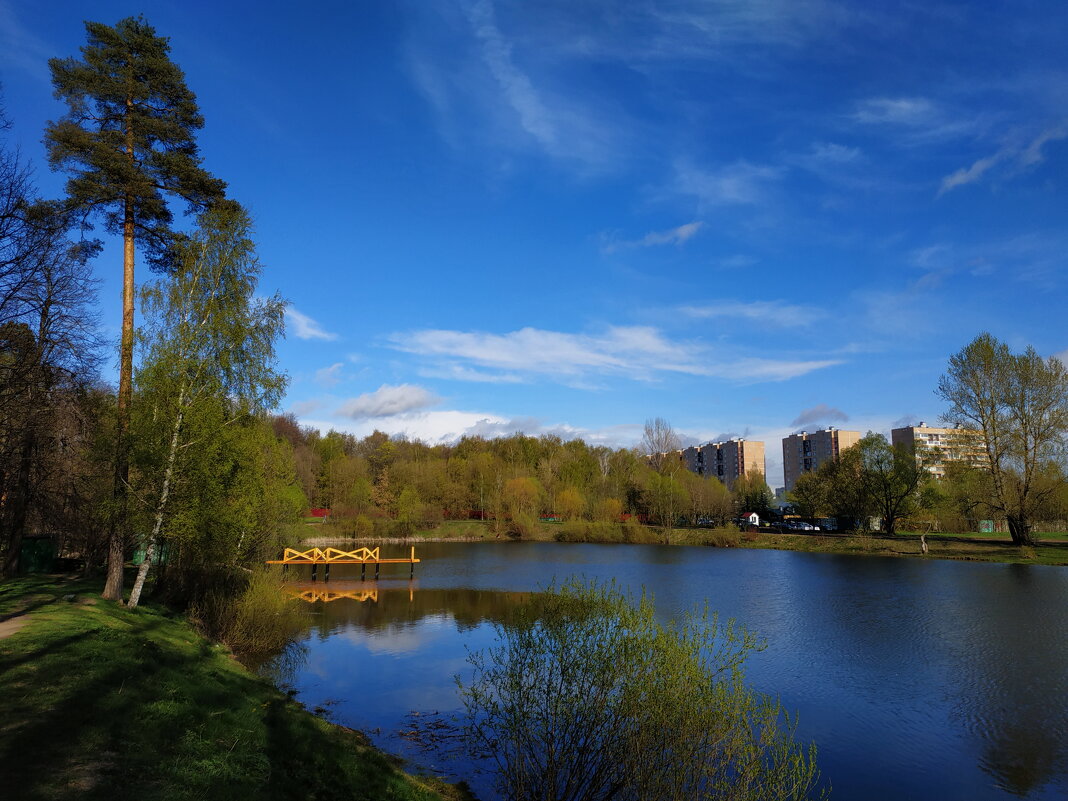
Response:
[[674, 159, 782, 207], [0, 4, 55, 83], [389, 325, 839, 383], [680, 300, 821, 327], [791, 404, 849, 427], [851, 96, 980, 143], [407, 0, 619, 167], [314, 362, 345, 387], [939, 124, 1068, 194], [853, 97, 938, 126], [287, 307, 338, 341], [465, 0, 557, 149], [336, 384, 441, 419], [601, 221, 704, 254]]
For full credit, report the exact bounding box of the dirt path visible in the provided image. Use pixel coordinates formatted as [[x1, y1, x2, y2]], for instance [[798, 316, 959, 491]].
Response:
[[0, 615, 29, 639]]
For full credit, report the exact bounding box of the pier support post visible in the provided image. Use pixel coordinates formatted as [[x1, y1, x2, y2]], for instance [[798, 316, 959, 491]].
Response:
[[375, 562, 380, 581], [324, 562, 330, 582], [311, 563, 317, 582], [361, 563, 366, 580]]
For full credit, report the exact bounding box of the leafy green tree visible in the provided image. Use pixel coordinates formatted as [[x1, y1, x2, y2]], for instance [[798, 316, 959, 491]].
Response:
[[787, 472, 828, 520], [556, 486, 586, 520], [395, 485, 422, 534], [648, 471, 689, 532], [733, 470, 774, 519], [856, 433, 928, 535], [128, 203, 284, 607], [937, 333, 1068, 545], [459, 579, 824, 801], [47, 16, 226, 600]]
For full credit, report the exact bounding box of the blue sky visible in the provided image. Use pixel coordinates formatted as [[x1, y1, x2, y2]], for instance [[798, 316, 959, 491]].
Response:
[[1, 0, 1066, 486]]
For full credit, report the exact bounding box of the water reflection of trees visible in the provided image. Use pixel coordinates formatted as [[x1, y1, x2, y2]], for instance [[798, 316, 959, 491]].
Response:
[[772, 556, 1068, 798], [290, 582, 531, 636], [950, 565, 1068, 797]]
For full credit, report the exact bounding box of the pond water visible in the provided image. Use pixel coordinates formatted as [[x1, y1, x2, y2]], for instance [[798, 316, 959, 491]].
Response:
[[260, 541, 1068, 800]]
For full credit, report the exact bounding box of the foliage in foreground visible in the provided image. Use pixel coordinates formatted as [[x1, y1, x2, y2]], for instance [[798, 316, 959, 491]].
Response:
[[459, 578, 825, 801]]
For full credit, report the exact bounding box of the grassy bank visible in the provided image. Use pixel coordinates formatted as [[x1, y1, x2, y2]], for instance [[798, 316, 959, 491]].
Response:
[[0, 575, 470, 801], [305, 519, 1068, 566]]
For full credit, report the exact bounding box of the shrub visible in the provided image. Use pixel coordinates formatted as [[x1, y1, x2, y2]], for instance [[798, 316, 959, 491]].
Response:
[[353, 514, 373, 539], [189, 569, 305, 657], [705, 528, 741, 548], [510, 512, 538, 538], [459, 579, 824, 801]]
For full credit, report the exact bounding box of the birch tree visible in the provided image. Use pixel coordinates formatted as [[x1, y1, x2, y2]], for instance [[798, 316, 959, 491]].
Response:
[[127, 203, 283, 607]]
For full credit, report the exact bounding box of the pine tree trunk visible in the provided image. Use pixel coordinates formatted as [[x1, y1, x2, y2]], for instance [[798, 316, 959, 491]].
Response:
[[102, 192, 136, 602], [103, 103, 138, 602], [128, 389, 185, 609]]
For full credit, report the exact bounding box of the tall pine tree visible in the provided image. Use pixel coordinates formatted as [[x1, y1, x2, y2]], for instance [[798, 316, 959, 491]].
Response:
[[46, 17, 225, 600]]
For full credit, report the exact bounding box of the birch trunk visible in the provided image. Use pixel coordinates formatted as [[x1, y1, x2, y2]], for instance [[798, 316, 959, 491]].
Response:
[[128, 385, 186, 609]]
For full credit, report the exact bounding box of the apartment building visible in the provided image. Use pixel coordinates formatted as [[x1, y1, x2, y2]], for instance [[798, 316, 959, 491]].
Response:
[[890, 422, 983, 479], [676, 439, 765, 487], [782, 428, 861, 491]]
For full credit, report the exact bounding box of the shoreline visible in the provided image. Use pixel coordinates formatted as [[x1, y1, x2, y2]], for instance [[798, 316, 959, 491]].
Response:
[[301, 521, 1068, 566]]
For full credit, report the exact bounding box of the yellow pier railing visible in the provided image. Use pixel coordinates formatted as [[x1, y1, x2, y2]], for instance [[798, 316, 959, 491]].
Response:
[[266, 545, 420, 580]]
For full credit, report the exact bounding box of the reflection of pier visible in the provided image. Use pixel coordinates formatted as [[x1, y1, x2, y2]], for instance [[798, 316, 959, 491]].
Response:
[[266, 545, 420, 580], [285, 586, 379, 603]]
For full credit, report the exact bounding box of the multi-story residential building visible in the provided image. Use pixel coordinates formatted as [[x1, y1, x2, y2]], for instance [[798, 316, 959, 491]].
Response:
[[890, 422, 983, 479], [674, 439, 765, 487], [782, 428, 861, 491]]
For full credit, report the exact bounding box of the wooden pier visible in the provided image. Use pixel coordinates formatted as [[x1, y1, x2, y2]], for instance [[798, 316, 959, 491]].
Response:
[[266, 545, 420, 580]]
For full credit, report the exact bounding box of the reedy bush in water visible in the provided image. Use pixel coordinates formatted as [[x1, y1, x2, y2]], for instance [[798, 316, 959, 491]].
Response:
[[459, 578, 825, 801]]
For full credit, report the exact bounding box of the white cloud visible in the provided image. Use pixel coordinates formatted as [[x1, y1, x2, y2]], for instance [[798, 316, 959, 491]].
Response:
[[389, 325, 840, 383], [680, 300, 820, 327], [418, 363, 526, 384], [300, 408, 645, 449], [289, 399, 324, 416], [852, 96, 980, 143], [675, 160, 782, 206], [601, 221, 704, 254], [314, 362, 345, 387], [939, 125, 1068, 194], [1055, 349, 1068, 367], [287, 307, 338, 341], [853, 97, 937, 126], [466, 0, 557, 149], [336, 384, 441, 419], [791, 404, 849, 427]]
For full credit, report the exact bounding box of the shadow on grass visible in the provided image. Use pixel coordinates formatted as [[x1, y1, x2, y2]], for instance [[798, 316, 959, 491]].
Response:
[[0, 583, 454, 801]]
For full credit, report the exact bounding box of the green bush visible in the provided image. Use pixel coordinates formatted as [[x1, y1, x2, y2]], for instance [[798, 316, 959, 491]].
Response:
[[459, 579, 824, 801], [190, 570, 306, 657], [510, 513, 539, 538]]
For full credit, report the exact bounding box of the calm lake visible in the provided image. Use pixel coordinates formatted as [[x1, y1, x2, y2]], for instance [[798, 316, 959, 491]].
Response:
[[260, 542, 1068, 800]]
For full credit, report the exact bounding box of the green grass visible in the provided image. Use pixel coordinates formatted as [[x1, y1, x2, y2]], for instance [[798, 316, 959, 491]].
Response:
[[737, 530, 1068, 565], [0, 575, 472, 801]]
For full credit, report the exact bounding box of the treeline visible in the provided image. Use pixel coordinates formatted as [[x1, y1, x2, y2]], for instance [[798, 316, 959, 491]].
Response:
[[272, 418, 773, 537]]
